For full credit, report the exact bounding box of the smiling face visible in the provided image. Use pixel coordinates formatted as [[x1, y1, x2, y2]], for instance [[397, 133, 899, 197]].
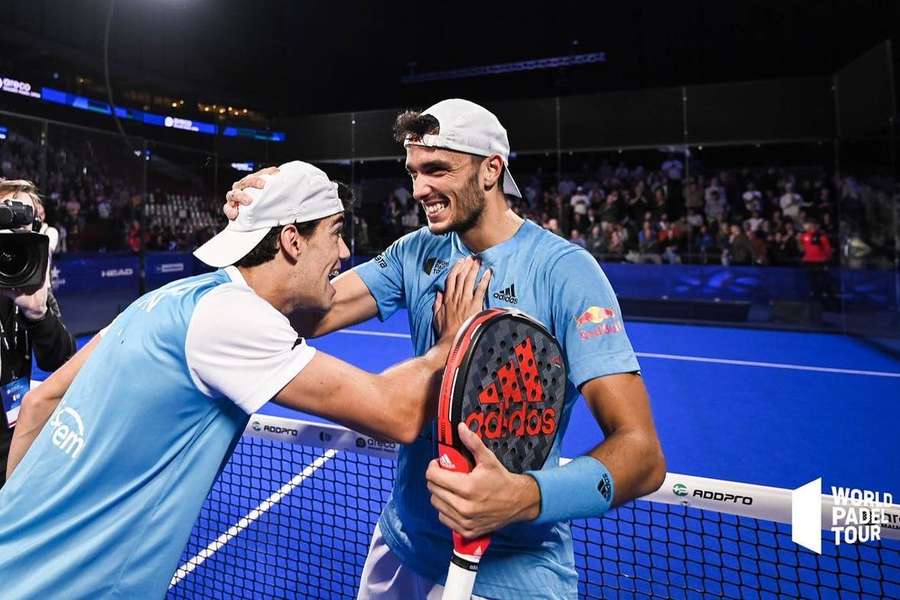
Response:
[[405, 145, 487, 235], [289, 213, 350, 311]]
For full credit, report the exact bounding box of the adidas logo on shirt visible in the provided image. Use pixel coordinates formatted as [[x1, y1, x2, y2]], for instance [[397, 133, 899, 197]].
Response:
[[492, 283, 519, 304]]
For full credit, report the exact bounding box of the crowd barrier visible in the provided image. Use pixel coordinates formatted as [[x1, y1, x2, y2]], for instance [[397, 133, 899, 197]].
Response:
[[51, 252, 209, 335], [599, 263, 897, 308]]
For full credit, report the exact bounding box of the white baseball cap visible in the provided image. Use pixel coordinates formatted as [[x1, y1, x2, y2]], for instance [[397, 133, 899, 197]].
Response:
[[194, 161, 344, 268], [403, 98, 522, 198]]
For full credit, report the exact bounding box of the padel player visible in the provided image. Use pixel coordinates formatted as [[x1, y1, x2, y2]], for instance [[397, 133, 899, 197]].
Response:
[[0, 161, 491, 599], [225, 100, 666, 599]]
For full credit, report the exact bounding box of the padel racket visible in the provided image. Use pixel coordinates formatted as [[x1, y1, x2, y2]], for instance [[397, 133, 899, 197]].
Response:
[[437, 308, 567, 600]]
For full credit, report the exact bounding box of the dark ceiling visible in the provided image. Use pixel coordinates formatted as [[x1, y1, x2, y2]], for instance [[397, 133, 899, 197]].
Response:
[[1, 0, 898, 117]]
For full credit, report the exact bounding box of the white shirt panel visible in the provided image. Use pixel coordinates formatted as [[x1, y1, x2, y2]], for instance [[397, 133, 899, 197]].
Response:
[[185, 272, 315, 414]]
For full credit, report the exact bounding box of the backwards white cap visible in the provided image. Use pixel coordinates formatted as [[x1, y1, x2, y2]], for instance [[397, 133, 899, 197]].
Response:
[[194, 161, 344, 268], [403, 98, 522, 198]]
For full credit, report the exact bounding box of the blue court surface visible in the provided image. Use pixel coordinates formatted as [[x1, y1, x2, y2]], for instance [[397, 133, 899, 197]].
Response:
[[56, 313, 900, 598], [252, 310, 900, 494]]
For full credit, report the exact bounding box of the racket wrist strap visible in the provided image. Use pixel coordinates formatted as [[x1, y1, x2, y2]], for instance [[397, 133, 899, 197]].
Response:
[[526, 455, 614, 525]]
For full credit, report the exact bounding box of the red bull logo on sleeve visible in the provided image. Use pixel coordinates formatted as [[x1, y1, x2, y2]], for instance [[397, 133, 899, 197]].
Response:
[[574, 306, 623, 339]]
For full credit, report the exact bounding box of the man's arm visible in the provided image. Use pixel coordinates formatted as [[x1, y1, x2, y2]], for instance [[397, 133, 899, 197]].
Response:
[[3, 269, 77, 371], [425, 373, 666, 539], [274, 334, 447, 444], [577, 374, 666, 503], [275, 258, 490, 443], [6, 334, 100, 479], [25, 305, 77, 372]]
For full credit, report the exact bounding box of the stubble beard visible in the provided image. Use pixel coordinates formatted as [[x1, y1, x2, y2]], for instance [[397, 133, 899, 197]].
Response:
[[431, 171, 486, 235]]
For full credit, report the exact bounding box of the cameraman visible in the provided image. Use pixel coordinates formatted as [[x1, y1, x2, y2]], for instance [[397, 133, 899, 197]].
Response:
[[0, 179, 76, 488]]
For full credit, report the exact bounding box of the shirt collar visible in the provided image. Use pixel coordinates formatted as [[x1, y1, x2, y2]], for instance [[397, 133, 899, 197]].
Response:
[[223, 265, 249, 288], [450, 219, 534, 263]]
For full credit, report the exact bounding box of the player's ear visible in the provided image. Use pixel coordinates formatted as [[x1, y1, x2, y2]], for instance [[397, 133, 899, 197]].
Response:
[[481, 155, 504, 191], [278, 224, 306, 261]]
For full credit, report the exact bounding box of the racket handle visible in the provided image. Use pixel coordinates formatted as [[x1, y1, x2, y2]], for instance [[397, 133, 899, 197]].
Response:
[[437, 444, 488, 599], [442, 550, 480, 600]]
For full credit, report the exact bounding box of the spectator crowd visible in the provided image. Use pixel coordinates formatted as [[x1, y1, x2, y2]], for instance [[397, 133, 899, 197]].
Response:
[[381, 156, 896, 270], [0, 129, 223, 254], [1, 127, 896, 272]]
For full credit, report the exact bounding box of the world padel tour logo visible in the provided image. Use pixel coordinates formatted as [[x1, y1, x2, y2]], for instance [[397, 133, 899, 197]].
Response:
[[673, 483, 688, 497], [466, 336, 557, 439], [422, 257, 449, 276], [792, 478, 899, 553]]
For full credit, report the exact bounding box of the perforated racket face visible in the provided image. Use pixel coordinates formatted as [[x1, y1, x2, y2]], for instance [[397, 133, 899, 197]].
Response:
[[439, 311, 567, 474]]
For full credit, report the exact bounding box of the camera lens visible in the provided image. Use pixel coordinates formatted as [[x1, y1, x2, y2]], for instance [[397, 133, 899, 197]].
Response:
[[0, 239, 30, 278], [0, 232, 48, 289]]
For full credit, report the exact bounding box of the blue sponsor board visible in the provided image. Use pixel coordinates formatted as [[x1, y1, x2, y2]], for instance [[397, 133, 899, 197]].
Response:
[[51, 253, 141, 295], [52, 252, 205, 295], [40, 87, 281, 141], [51, 254, 142, 335], [222, 127, 286, 142], [145, 252, 193, 290], [600, 263, 897, 308], [600, 263, 801, 303], [41, 87, 219, 135]]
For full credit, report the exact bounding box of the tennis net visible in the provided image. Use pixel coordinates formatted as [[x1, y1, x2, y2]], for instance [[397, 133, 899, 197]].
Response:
[[167, 415, 900, 599]]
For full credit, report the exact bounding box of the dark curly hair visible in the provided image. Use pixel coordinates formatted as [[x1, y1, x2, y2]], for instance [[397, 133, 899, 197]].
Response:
[[392, 110, 491, 171], [234, 181, 354, 268], [392, 111, 441, 143]]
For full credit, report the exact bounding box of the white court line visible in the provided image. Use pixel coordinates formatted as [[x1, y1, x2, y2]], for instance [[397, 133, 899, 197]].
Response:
[[336, 329, 900, 379], [169, 448, 339, 588], [635, 352, 900, 378], [337, 329, 413, 339]]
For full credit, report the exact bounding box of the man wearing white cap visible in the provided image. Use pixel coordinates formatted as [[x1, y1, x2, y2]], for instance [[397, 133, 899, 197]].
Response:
[[226, 100, 666, 599], [0, 161, 490, 600]]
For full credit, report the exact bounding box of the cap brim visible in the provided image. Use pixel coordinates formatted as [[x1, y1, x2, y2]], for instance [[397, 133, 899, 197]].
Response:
[[193, 226, 270, 268], [503, 167, 522, 199]]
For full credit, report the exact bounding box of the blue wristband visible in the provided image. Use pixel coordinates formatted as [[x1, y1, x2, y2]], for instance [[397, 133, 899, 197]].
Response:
[[526, 456, 614, 525]]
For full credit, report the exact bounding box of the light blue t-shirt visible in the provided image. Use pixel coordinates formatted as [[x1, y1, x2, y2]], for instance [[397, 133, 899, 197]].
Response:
[[355, 220, 640, 599], [0, 267, 315, 599]]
